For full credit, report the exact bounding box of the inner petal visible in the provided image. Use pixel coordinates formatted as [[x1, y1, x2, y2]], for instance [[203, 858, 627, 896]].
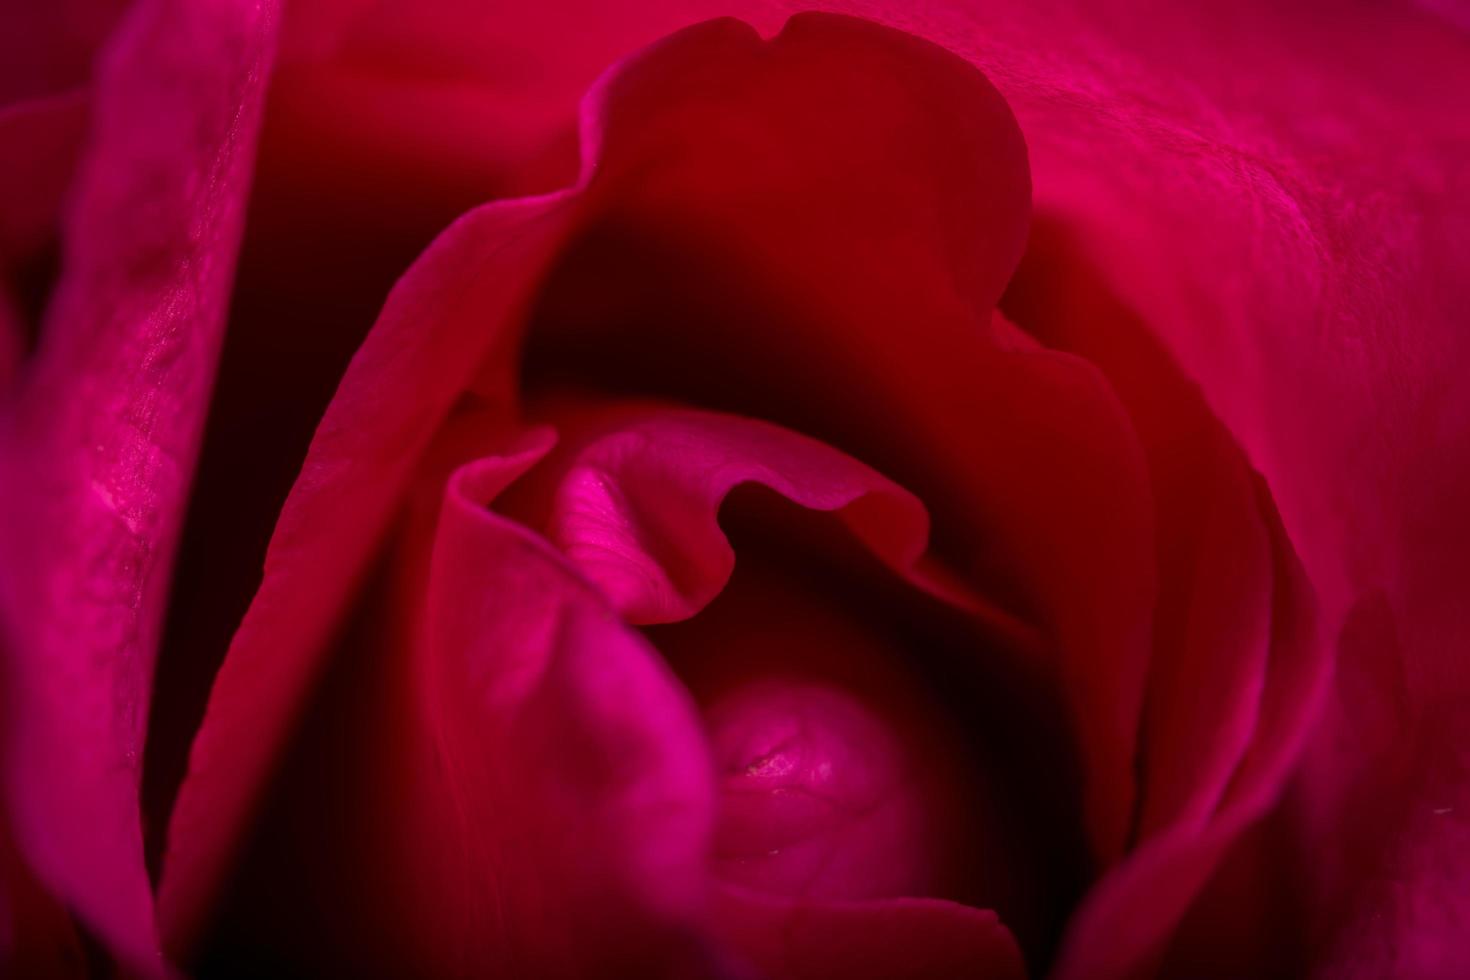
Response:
[[508, 399, 1085, 951], [650, 516, 1071, 956], [703, 653, 966, 902]]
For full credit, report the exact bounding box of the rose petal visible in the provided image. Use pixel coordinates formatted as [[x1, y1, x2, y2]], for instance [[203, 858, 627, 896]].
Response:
[[0, 0, 276, 973], [1002, 226, 1280, 841], [651, 539, 1065, 946], [1053, 492, 1325, 979], [507, 399, 1030, 643], [0, 811, 83, 977], [1281, 594, 1470, 978], [714, 885, 1025, 980], [785, 1, 1458, 967], [899, 2, 1464, 966], [0, 1, 130, 106], [155, 189, 584, 953], [420, 435, 719, 974], [177, 424, 722, 975]]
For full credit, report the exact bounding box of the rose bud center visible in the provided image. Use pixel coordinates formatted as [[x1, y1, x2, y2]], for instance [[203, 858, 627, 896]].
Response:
[[703, 675, 973, 902]]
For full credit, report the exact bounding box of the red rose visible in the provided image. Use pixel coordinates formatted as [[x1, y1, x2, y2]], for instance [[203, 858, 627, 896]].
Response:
[[2, 2, 1467, 978]]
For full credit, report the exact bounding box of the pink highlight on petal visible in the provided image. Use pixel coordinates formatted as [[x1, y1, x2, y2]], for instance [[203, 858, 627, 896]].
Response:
[[411, 429, 720, 974], [0, 0, 276, 973], [707, 679, 950, 902], [513, 400, 1033, 647]]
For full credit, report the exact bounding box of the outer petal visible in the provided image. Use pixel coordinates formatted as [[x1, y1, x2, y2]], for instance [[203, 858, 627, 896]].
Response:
[[419, 437, 720, 976], [1052, 488, 1324, 979], [0, 0, 276, 973], [801, 2, 1462, 968], [1003, 229, 1280, 841], [1001, 225, 1329, 977], [156, 188, 585, 952]]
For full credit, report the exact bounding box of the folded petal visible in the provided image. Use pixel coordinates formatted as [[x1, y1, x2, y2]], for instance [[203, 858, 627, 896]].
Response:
[[506, 399, 1030, 644], [172, 422, 723, 975], [928, 2, 1466, 966], [1054, 495, 1324, 979], [0, 0, 276, 973], [420, 435, 719, 974]]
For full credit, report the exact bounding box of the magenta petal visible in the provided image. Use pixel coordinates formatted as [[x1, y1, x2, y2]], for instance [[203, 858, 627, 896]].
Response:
[[407, 438, 718, 973], [164, 426, 719, 975], [1053, 498, 1325, 979], [1286, 595, 1470, 978], [518, 402, 1026, 639], [715, 886, 1024, 980], [0, 0, 276, 973], [155, 188, 584, 951], [1004, 231, 1285, 842]]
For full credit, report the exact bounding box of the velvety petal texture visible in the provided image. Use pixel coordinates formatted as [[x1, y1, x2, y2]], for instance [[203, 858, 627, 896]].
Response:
[[0, 0, 277, 972]]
